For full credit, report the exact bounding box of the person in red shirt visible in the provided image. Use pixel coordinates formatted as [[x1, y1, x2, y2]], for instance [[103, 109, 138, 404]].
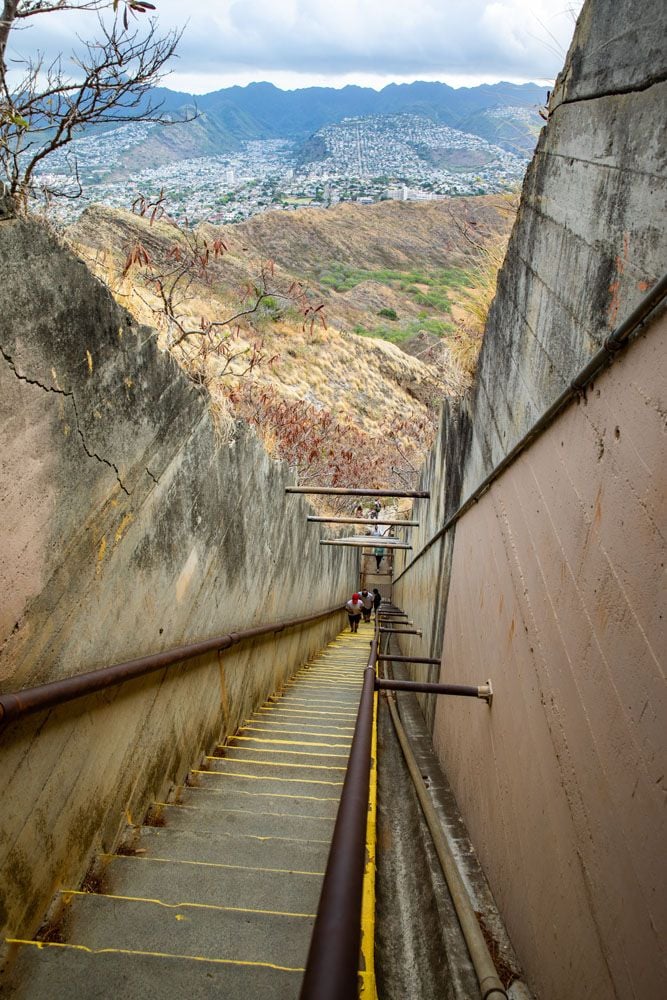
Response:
[[345, 593, 363, 633]]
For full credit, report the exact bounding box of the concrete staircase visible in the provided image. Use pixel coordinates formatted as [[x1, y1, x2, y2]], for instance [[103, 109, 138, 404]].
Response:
[[3, 626, 374, 999]]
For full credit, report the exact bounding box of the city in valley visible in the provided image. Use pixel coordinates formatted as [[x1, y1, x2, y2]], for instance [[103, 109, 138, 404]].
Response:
[[39, 112, 534, 225]]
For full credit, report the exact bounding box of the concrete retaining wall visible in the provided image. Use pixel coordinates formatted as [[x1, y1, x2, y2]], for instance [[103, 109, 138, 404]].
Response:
[[430, 318, 664, 999], [0, 215, 356, 940], [393, 1, 666, 996]]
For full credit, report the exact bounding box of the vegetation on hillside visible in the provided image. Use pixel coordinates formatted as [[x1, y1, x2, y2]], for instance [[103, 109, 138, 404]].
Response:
[[69, 195, 514, 497]]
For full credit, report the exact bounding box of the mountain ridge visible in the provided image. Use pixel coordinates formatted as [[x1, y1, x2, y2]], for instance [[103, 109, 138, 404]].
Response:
[[141, 79, 546, 157]]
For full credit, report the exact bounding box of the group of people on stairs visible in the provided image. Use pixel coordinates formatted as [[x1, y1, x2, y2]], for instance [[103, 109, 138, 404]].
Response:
[[345, 588, 382, 632], [354, 500, 391, 571]]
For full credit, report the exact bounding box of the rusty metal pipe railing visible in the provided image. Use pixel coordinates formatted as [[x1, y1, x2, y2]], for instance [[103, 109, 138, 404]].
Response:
[[0, 603, 344, 729], [379, 627, 422, 636], [287, 486, 430, 498], [376, 677, 493, 704], [299, 637, 378, 1000], [377, 655, 441, 665], [307, 516, 419, 527]]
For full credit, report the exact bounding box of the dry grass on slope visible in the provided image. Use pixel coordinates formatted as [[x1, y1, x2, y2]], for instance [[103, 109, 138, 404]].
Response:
[[67, 196, 512, 492]]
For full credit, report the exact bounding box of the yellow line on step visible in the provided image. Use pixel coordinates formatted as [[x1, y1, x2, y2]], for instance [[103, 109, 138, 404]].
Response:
[[58, 890, 316, 919], [181, 788, 341, 804], [153, 803, 335, 824], [218, 746, 349, 760], [192, 770, 344, 787], [230, 737, 350, 749], [205, 756, 346, 771], [238, 727, 352, 741], [101, 854, 325, 877], [5, 940, 304, 974]]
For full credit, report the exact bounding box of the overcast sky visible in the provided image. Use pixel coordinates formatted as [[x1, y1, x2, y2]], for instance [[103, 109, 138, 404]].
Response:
[[10, 0, 584, 94]]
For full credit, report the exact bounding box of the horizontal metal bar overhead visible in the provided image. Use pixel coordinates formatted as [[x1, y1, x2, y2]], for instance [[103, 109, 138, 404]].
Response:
[[286, 486, 430, 498], [377, 655, 441, 665], [319, 539, 412, 549], [376, 677, 492, 703], [379, 627, 422, 635], [307, 516, 419, 527]]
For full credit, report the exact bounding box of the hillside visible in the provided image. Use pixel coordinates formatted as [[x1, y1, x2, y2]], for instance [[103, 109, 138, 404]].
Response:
[[40, 80, 541, 226], [134, 79, 546, 160], [69, 195, 514, 491]]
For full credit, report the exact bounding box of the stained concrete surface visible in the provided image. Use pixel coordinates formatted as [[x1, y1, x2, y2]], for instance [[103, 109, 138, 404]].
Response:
[[0, 210, 357, 944], [375, 650, 532, 1000], [1, 628, 370, 998], [392, 1, 667, 995]]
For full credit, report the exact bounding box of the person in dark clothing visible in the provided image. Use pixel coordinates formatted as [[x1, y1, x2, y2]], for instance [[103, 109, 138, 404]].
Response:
[[372, 588, 382, 619]]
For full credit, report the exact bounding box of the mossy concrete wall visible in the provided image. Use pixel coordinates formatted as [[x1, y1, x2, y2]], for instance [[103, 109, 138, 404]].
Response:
[[0, 215, 356, 941], [393, 1, 666, 996]]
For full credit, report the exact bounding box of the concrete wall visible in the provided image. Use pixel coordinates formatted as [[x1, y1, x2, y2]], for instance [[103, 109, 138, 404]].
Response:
[[0, 215, 356, 940], [393, 1, 666, 996], [438, 317, 665, 999]]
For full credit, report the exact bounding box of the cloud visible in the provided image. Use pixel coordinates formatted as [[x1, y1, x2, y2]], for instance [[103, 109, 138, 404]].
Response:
[[5, 0, 583, 91], [170, 0, 582, 77]]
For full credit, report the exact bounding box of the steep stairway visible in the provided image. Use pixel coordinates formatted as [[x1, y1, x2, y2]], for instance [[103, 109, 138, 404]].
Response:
[[3, 625, 374, 999]]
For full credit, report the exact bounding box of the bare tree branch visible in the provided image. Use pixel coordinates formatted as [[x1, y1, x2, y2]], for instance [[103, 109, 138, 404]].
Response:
[[0, 1, 192, 206]]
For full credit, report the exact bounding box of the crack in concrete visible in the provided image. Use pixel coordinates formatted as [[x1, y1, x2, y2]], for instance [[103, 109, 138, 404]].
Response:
[[1, 344, 130, 496], [552, 72, 667, 113]]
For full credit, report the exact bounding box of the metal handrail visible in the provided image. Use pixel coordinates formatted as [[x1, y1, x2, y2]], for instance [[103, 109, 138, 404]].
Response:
[[299, 637, 378, 1000], [300, 605, 496, 997], [395, 271, 667, 583], [286, 487, 430, 498], [0, 603, 345, 729]]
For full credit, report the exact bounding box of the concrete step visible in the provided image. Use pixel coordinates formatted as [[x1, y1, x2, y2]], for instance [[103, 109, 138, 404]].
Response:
[[204, 757, 346, 783], [240, 716, 356, 734], [53, 892, 314, 966], [271, 691, 360, 708], [193, 770, 344, 800], [267, 701, 358, 716], [219, 746, 350, 765], [102, 852, 324, 913], [179, 785, 341, 818], [252, 707, 356, 724], [4, 944, 302, 1000], [154, 803, 335, 841], [133, 825, 330, 873], [219, 733, 350, 748], [232, 731, 352, 749], [227, 731, 351, 751], [238, 719, 354, 735]]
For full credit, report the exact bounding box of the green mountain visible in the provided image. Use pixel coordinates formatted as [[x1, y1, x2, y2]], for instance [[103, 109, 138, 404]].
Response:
[[146, 79, 546, 158]]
